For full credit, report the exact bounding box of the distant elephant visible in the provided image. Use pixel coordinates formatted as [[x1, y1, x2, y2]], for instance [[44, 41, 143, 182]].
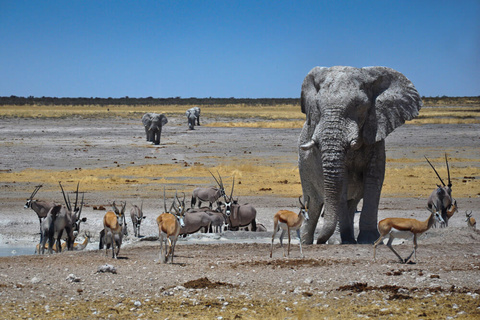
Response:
[[298, 66, 422, 245], [185, 107, 201, 130], [142, 113, 168, 145]]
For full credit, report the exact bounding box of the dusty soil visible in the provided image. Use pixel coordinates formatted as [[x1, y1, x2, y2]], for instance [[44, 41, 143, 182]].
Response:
[[0, 113, 479, 319]]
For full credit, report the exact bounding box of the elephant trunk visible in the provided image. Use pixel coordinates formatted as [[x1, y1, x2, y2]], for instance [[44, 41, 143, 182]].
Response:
[[310, 115, 350, 244], [316, 145, 347, 244]]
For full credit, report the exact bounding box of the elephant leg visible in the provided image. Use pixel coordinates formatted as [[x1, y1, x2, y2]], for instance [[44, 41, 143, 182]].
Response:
[[358, 142, 384, 244], [339, 199, 360, 244]]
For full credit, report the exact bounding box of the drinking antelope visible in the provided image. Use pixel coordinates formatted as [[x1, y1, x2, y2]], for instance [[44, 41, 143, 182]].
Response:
[[157, 189, 185, 263], [102, 201, 126, 259], [191, 171, 226, 209], [425, 154, 454, 227], [270, 196, 309, 258], [24, 185, 55, 234], [130, 202, 146, 237], [373, 209, 444, 264], [39, 231, 92, 253], [465, 211, 476, 229]]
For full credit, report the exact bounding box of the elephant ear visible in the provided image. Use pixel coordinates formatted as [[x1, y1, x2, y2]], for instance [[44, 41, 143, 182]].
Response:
[[301, 67, 329, 125], [161, 114, 168, 126], [362, 67, 422, 145]]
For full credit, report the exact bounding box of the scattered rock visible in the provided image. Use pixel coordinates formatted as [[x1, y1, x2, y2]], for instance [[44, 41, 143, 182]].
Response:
[[97, 264, 117, 274]]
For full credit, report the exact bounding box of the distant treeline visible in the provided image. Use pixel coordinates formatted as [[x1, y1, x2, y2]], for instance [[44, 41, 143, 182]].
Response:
[[0, 96, 299, 106], [1, 95, 478, 106]]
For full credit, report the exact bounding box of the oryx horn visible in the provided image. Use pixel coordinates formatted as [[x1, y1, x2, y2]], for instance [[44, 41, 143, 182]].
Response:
[[424, 156, 446, 187], [209, 170, 224, 190], [228, 176, 235, 203], [445, 153, 452, 188], [59, 182, 72, 211], [29, 185, 43, 200]]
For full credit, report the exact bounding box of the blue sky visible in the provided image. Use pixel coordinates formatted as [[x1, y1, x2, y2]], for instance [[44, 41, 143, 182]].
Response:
[[0, 1, 478, 98]]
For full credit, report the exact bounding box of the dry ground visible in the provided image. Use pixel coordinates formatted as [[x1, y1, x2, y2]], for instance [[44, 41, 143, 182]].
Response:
[[0, 105, 479, 319]]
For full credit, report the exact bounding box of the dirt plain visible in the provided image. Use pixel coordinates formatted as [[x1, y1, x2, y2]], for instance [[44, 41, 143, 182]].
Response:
[[0, 107, 479, 319]]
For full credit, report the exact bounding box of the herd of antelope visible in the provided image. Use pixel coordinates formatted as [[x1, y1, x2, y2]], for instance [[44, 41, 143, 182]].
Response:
[[25, 155, 476, 264]]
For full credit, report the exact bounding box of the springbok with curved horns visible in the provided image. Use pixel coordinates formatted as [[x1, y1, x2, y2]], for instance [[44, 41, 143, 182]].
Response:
[[157, 189, 185, 263], [270, 196, 310, 258], [465, 211, 476, 229], [425, 154, 455, 227], [373, 207, 444, 264], [103, 201, 126, 259], [191, 171, 226, 209]]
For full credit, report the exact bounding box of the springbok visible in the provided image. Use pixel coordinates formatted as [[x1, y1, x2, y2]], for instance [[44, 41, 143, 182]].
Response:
[[37, 231, 91, 253], [373, 208, 444, 264], [425, 154, 454, 227], [191, 171, 226, 209], [223, 177, 257, 231], [156, 189, 185, 263], [102, 201, 126, 259], [270, 196, 310, 258], [465, 211, 476, 229], [24, 185, 55, 234], [130, 202, 146, 237]]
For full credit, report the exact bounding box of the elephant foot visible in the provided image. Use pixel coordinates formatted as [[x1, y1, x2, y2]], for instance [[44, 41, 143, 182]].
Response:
[[357, 230, 380, 244], [341, 237, 357, 244]]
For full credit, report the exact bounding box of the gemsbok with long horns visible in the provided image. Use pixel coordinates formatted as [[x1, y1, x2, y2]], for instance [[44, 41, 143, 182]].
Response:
[[191, 171, 226, 209], [425, 154, 455, 227], [373, 207, 444, 264], [50, 182, 85, 252], [130, 202, 146, 237], [223, 176, 257, 231], [157, 189, 185, 263], [24, 185, 55, 234], [102, 201, 126, 259], [270, 196, 310, 258]]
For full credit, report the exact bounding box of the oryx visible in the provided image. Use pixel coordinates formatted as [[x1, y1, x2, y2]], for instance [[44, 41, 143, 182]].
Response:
[[222, 176, 257, 231], [130, 201, 146, 237], [191, 171, 226, 209], [425, 154, 455, 227], [45, 182, 85, 253], [24, 185, 55, 234]]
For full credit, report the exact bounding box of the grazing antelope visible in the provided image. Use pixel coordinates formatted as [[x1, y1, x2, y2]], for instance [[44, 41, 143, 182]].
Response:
[[191, 171, 226, 209], [103, 201, 126, 259], [24, 185, 56, 234], [130, 202, 146, 237], [157, 190, 185, 263], [373, 209, 444, 264], [425, 154, 454, 227], [270, 196, 309, 258], [465, 211, 476, 229], [223, 177, 257, 231]]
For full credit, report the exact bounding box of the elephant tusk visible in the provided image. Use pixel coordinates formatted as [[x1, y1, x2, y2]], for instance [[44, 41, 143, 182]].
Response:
[[300, 140, 317, 150]]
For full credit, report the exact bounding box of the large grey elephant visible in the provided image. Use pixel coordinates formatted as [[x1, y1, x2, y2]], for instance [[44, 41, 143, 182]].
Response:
[[142, 113, 168, 145], [298, 66, 422, 245], [185, 107, 201, 130]]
